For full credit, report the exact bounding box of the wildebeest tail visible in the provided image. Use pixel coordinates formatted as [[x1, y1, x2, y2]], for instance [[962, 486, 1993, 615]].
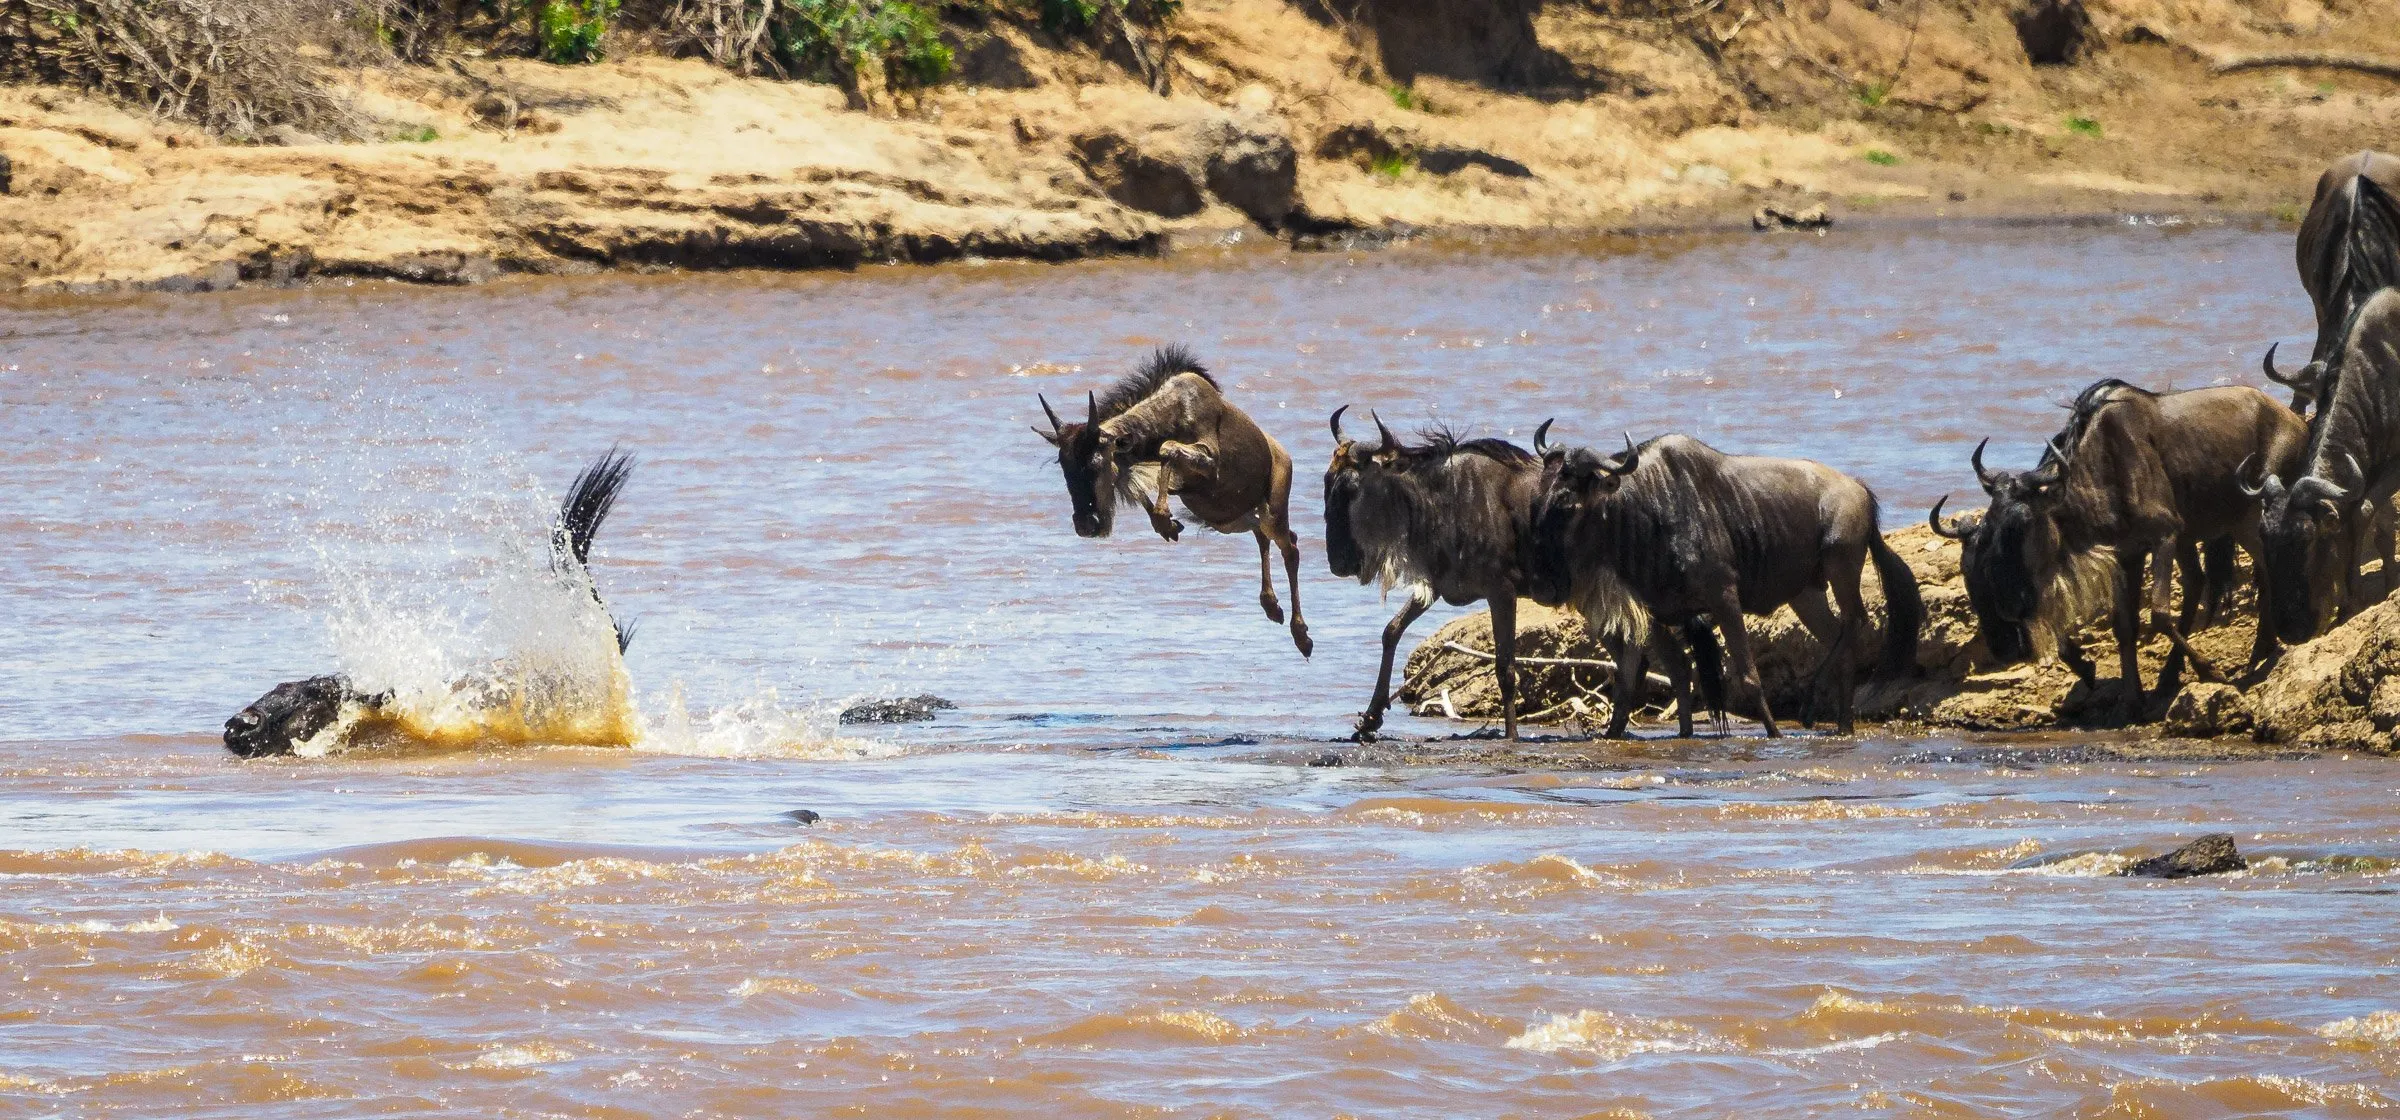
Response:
[[2320, 174, 2400, 372], [1866, 496, 1924, 678], [557, 447, 636, 652]]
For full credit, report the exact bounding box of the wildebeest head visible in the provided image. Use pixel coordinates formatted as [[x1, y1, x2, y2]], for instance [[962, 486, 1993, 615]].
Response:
[[1525, 431, 1636, 607], [1320, 405, 1396, 579], [1949, 437, 2071, 665], [222, 676, 376, 758], [2251, 455, 2358, 645], [1034, 392, 1122, 538]]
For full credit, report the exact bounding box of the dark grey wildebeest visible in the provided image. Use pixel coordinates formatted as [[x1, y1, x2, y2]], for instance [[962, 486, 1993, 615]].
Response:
[[223, 449, 638, 757], [1526, 433, 1923, 737], [2261, 152, 2400, 414], [1036, 346, 1310, 656], [1934, 380, 2306, 710], [1322, 412, 1722, 741], [2256, 288, 2400, 644]]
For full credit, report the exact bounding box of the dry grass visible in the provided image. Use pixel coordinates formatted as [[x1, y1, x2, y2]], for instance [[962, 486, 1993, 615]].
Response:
[[0, 0, 370, 138]]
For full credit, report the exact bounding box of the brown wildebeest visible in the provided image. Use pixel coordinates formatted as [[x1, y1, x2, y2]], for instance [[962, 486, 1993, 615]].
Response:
[[2261, 151, 2400, 414], [1322, 411, 1724, 740], [2256, 288, 2400, 644], [1526, 433, 1923, 737], [1035, 346, 1310, 656], [1935, 379, 2307, 712]]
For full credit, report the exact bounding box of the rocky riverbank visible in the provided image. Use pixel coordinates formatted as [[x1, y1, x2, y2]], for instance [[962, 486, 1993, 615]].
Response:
[[2, 0, 2396, 293], [1400, 523, 2400, 752]]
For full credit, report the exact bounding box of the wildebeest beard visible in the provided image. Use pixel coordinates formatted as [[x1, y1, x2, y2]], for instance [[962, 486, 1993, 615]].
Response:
[[2254, 474, 2345, 645], [1322, 467, 1365, 579]]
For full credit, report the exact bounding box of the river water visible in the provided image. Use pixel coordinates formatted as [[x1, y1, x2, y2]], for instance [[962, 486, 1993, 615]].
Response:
[[4, 223, 2396, 1115]]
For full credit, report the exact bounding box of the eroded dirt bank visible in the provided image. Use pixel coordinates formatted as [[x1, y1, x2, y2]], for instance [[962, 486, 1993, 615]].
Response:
[[2, 0, 2396, 293], [1402, 523, 2400, 752]]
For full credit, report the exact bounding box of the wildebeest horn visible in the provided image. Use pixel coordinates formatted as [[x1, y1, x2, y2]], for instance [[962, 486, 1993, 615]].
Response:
[[1330, 404, 1350, 442], [2261, 342, 2297, 386], [2345, 453, 2366, 492], [1971, 437, 1997, 493], [1372, 410, 1397, 451], [1038, 393, 1063, 433], [2236, 453, 2264, 499], [1533, 418, 1554, 453], [1604, 432, 1641, 476], [1086, 391, 1099, 426], [1928, 495, 1968, 539]]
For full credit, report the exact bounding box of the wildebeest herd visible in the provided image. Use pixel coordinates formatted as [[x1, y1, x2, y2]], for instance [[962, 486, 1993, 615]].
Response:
[[1039, 151, 2400, 743], [224, 150, 2400, 756]]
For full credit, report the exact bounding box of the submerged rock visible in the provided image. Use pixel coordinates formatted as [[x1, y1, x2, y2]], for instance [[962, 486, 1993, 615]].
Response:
[[839, 694, 958, 724], [1752, 204, 1831, 231], [2119, 833, 2246, 879]]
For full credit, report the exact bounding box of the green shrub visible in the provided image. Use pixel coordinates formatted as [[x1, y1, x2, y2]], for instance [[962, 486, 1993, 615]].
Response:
[[536, 0, 615, 62], [2066, 115, 2102, 137], [770, 0, 952, 88], [1388, 84, 1421, 111], [1039, 0, 1097, 32], [1862, 149, 1899, 166], [1854, 80, 1890, 108], [1371, 150, 1412, 180], [394, 124, 440, 141]]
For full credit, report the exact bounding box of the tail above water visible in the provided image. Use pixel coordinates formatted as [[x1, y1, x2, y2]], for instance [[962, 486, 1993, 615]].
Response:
[[1866, 496, 1925, 678], [556, 447, 637, 652]]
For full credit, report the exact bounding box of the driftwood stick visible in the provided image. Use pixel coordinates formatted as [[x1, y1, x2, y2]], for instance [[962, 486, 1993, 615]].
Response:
[[2210, 53, 2400, 81], [1436, 641, 1675, 689]]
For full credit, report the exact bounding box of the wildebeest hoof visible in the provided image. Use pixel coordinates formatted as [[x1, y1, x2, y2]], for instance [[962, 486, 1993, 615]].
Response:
[[1155, 518, 1184, 541], [1261, 596, 1285, 624], [1291, 625, 1313, 658], [784, 809, 822, 825], [2118, 833, 2246, 878], [838, 694, 957, 724]]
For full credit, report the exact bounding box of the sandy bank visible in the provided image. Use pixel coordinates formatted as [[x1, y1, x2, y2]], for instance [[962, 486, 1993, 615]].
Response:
[[2, 0, 2396, 293]]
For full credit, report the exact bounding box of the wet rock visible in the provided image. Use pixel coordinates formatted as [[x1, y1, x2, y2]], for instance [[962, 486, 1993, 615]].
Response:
[[784, 809, 822, 825], [838, 694, 957, 724], [2011, 0, 2092, 65], [2119, 833, 2246, 879], [1307, 752, 1344, 767], [2162, 682, 2252, 738], [1752, 204, 1831, 231], [2253, 600, 2400, 752]]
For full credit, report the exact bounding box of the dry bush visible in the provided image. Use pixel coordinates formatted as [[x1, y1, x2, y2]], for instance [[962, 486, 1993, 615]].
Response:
[[0, 0, 370, 138]]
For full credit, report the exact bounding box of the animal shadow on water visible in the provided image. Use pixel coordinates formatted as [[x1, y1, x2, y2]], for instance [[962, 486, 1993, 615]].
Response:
[[221, 449, 638, 758], [1034, 346, 1312, 656]]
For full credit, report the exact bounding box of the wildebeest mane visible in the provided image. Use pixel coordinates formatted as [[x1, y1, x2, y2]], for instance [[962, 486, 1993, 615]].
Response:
[[1093, 345, 1216, 423], [1398, 424, 1538, 468]]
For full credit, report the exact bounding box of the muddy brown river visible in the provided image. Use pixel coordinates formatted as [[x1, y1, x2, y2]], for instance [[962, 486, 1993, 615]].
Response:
[[4, 224, 2397, 1116]]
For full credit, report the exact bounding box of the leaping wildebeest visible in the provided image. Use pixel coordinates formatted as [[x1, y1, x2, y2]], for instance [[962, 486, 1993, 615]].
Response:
[[1526, 433, 1923, 737], [2260, 151, 2400, 415], [1035, 346, 1311, 656], [2255, 287, 2400, 644], [1322, 411, 1724, 740], [1933, 379, 2305, 711], [223, 449, 638, 758]]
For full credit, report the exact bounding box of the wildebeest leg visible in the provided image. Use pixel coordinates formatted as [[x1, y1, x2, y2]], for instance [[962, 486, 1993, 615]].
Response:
[[1355, 586, 1431, 740], [2146, 538, 2222, 690], [2111, 554, 2145, 718], [1712, 588, 1776, 738], [2238, 525, 2278, 671], [1825, 562, 1871, 736], [1264, 443, 1310, 658], [1644, 631, 1697, 738], [1156, 440, 1217, 485], [2199, 537, 2235, 627], [2058, 635, 2097, 687], [1789, 590, 1842, 732], [1602, 631, 1646, 739], [1252, 527, 1282, 623], [1142, 481, 1183, 542], [1491, 593, 1520, 741]]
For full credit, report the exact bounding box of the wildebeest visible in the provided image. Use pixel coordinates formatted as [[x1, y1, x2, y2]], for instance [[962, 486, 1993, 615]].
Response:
[[2255, 288, 2400, 644], [1322, 412, 1723, 740], [222, 450, 637, 758], [1526, 433, 1923, 737], [1036, 347, 1310, 656], [2260, 151, 2400, 414], [1933, 380, 2305, 708]]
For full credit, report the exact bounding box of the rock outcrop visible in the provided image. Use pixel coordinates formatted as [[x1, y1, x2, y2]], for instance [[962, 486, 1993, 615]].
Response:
[[2119, 833, 2247, 878]]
